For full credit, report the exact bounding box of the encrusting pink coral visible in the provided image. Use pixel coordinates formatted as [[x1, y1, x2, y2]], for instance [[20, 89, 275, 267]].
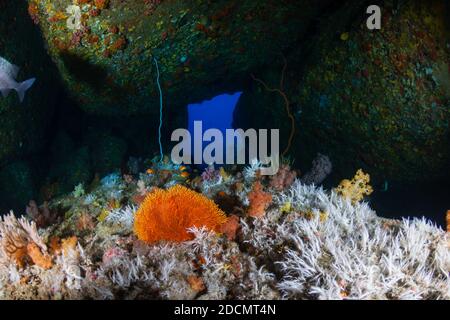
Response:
[[269, 164, 297, 191]]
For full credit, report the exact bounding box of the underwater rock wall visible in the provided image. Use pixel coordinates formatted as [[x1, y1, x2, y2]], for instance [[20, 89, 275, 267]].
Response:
[[297, 0, 450, 183], [0, 1, 60, 211], [0, 1, 59, 165], [26, 0, 333, 116], [235, 0, 450, 184]]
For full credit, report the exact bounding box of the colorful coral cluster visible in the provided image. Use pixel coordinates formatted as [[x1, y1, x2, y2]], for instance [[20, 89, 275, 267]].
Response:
[[0, 161, 448, 300], [0, 213, 51, 269]]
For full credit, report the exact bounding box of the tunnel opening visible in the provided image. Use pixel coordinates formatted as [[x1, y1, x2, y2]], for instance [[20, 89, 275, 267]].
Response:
[[186, 92, 243, 169]]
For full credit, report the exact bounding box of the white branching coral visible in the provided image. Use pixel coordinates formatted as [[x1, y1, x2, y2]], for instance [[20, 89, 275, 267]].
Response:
[[242, 181, 450, 300], [104, 205, 137, 232], [76, 227, 278, 300], [83, 194, 97, 206], [0, 167, 448, 300], [243, 158, 263, 180]]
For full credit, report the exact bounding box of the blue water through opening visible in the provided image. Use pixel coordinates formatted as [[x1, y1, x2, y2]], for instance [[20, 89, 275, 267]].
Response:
[[187, 92, 242, 167]]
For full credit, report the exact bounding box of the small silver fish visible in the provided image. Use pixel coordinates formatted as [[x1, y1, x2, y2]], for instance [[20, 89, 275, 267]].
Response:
[[0, 56, 35, 103]]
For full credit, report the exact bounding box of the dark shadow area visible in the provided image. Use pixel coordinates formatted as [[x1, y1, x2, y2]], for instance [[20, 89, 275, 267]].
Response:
[[370, 180, 450, 228], [60, 51, 128, 101], [60, 51, 108, 91]]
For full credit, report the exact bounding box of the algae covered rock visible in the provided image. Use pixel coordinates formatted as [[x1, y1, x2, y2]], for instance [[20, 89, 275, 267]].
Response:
[[27, 0, 332, 116], [0, 1, 59, 165], [297, 0, 450, 183]]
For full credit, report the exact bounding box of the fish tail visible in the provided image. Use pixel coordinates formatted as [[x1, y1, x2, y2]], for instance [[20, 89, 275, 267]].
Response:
[[15, 78, 36, 103]]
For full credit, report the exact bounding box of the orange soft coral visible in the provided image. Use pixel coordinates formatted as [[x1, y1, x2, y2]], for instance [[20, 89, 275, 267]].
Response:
[[247, 181, 272, 218], [27, 242, 53, 269], [219, 215, 240, 240], [134, 185, 227, 243]]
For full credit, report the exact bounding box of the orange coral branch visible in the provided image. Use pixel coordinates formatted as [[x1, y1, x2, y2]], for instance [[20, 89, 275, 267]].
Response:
[[251, 54, 295, 157]]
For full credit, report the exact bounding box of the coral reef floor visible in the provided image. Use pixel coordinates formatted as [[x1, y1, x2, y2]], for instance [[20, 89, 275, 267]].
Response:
[[0, 160, 448, 300]]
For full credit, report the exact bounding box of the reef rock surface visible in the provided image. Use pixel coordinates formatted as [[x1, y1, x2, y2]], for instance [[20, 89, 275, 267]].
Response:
[[27, 0, 332, 115], [297, 0, 450, 182]]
